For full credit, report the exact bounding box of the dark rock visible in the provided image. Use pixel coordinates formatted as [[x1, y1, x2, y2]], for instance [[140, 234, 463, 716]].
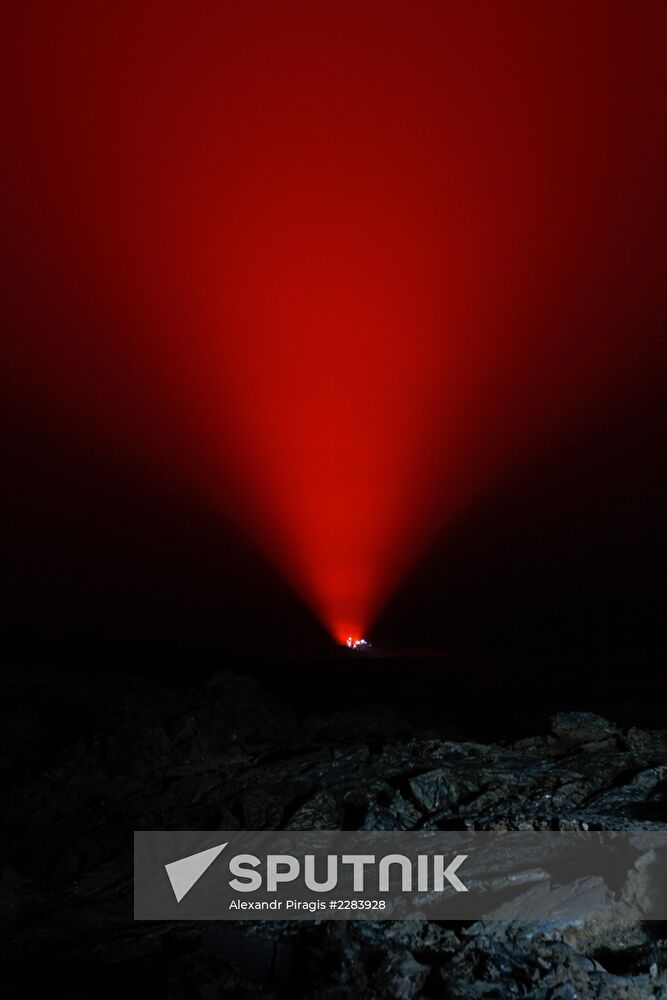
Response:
[[4, 670, 667, 998], [305, 703, 410, 743], [550, 711, 620, 748], [409, 766, 460, 812], [624, 727, 667, 757], [286, 792, 340, 830], [207, 670, 300, 747]]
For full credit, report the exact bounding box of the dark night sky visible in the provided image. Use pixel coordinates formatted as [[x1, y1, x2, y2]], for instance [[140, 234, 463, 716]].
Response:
[[2, 373, 664, 666], [1, 2, 665, 668]]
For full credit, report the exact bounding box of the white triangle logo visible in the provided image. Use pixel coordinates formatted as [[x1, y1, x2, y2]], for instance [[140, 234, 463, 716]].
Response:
[[165, 842, 228, 902]]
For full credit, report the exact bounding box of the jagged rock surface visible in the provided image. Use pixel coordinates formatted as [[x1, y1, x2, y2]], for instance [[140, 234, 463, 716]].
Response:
[[3, 672, 667, 997]]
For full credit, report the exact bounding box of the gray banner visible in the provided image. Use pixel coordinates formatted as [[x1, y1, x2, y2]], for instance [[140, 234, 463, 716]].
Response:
[[134, 830, 667, 921]]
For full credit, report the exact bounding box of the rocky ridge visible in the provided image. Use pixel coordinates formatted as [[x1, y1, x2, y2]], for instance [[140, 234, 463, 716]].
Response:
[[3, 671, 667, 997]]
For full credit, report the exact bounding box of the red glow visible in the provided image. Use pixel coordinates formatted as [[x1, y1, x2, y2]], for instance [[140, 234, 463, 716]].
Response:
[[1, 3, 665, 642]]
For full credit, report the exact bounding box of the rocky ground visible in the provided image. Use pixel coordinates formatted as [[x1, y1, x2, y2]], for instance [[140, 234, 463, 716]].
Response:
[[2, 668, 667, 998]]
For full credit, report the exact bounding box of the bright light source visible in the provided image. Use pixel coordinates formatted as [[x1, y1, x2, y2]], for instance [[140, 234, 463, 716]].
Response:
[[345, 637, 371, 651]]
